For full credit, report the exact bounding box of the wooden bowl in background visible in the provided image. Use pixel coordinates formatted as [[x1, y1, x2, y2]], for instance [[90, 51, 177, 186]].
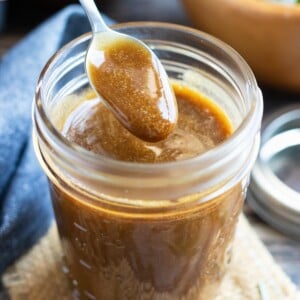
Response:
[[181, 0, 300, 91]]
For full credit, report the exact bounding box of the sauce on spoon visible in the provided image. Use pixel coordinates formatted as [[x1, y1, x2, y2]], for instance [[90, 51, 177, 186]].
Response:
[[87, 33, 178, 142]]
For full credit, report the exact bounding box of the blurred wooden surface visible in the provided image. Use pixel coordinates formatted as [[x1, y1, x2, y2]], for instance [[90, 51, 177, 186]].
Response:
[[245, 205, 300, 288]]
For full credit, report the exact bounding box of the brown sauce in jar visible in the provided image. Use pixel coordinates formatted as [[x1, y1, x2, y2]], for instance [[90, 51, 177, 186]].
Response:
[[62, 83, 232, 162], [50, 83, 243, 299], [88, 37, 177, 142]]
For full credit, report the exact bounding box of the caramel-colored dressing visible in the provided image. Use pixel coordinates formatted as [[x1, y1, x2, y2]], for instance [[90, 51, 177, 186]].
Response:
[[63, 83, 232, 162], [88, 37, 177, 142], [50, 83, 243, 300]]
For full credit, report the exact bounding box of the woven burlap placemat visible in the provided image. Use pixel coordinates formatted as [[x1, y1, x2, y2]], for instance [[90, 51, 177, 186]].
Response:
[[2, 215, 298, 300]]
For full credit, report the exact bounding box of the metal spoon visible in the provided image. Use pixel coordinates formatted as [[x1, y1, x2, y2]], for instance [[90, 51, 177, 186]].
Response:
[[79, 0, 178, 142]]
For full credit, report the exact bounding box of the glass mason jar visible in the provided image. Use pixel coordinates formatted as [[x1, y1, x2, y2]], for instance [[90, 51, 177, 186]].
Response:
[[33, 23, 263, 300]]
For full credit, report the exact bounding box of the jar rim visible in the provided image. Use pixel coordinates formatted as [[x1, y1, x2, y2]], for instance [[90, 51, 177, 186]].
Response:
[[34, 21, 263, 176]]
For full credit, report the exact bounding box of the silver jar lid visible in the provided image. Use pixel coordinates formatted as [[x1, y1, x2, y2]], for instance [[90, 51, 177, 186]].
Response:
[[248, 104, 300, 239]]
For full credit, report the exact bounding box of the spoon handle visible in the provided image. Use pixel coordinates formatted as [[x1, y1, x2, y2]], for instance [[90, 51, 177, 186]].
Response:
[[79, 0, 109, 33]]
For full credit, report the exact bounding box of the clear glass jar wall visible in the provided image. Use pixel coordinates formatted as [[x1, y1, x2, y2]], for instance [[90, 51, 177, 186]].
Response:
[[33, 23, 263, 300]]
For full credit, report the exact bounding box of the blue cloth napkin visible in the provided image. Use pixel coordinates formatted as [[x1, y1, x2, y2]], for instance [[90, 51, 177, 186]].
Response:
[[0, 5, 113, 275]]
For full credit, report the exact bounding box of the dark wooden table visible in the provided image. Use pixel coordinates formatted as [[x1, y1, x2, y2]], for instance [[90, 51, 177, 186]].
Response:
[[0, 0, 299, 295]]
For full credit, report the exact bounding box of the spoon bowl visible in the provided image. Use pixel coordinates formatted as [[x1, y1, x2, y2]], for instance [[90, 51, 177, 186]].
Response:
[[79, 0, 178, 142]]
